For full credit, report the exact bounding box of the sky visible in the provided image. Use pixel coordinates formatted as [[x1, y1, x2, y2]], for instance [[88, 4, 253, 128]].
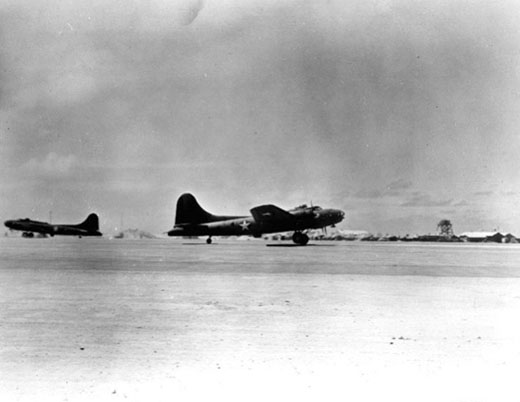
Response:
[[1, 0, 520, 235]]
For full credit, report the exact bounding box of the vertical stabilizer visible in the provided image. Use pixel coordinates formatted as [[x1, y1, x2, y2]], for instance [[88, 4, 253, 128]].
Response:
[[77, 213, 100, 232], [175, 193, 213, 225]]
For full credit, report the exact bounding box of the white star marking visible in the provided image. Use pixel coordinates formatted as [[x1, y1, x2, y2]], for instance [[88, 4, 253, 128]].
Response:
[[239, 220, 250, 231]]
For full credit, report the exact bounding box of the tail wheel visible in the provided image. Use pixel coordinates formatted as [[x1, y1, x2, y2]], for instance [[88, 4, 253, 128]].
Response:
[[206, 237, 212, 244], [292, 232, 309, 245]]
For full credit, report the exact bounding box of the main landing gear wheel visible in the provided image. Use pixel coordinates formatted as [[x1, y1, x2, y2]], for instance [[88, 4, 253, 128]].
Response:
[[292, 232, 309, 246], [206, 237, 212, 244]]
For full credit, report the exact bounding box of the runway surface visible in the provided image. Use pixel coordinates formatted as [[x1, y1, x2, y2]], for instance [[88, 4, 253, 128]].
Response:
[[1, 238, 520, 401]]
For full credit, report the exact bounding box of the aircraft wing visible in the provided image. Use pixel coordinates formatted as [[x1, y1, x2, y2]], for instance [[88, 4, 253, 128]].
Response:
[[250, 204, 295, 224]]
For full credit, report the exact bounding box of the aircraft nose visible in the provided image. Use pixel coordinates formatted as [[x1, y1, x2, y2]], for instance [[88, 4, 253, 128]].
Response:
[[4, 220, 13, 228]]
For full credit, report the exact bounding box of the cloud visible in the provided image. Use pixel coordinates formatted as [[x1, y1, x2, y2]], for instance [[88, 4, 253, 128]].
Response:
[[23, 152, 78, 177], [454, 200, 469, 206], [386, 178, 412, 191], [2, 0, 520, 233], [473, 191, 494, 197], [354, 189, 382, 199], [354, 178, 413, 199], [176, 0, 205, 25], [383, 178, 413, 196], [400, 193, 453, 207], [1, 0, 210, 32]]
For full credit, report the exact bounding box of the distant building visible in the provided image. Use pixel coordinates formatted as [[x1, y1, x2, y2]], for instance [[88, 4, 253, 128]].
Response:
[[503, 233, 519, 243], [459, 232, 504, 243]]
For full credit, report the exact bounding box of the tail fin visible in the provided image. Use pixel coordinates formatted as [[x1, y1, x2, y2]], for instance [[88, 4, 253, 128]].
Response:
[[174, 193, 247, 225], [77, 213, 100, 232], [175, 193, 213, 225]]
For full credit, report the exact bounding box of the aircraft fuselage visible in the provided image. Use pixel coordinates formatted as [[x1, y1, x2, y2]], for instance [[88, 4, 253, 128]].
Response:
[[167, 194, 345, 244], [4, 214, 102, 237], [168, 210, 343, 238]]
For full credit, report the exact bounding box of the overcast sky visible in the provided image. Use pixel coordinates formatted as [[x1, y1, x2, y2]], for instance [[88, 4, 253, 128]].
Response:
[[1, 0, 520, 235]]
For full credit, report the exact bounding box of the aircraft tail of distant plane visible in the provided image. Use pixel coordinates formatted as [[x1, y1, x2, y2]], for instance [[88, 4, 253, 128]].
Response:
[[174, 193, 244, 225], [75, 213, 100, 232]]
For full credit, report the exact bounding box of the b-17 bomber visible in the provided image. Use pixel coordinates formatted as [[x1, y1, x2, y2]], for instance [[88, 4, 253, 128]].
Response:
[[4, 214, 102, 238], [167, 193, 345, 245]]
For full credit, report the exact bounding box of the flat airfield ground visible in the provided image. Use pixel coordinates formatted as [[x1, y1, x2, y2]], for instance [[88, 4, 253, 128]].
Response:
[[1, 238, 520, 402]]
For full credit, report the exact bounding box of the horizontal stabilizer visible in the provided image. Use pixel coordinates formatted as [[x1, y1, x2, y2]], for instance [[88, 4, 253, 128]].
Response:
[[250, 204, 294, 223]]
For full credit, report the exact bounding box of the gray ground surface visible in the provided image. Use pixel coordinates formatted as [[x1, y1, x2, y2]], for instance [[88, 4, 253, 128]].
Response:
[[1, 238, 520, 401]]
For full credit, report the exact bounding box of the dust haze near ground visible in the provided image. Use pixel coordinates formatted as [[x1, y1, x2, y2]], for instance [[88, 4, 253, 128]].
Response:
[[1, 238, 520, 401]]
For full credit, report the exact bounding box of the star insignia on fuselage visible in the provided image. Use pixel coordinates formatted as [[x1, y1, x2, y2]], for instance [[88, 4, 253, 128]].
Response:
[[239, 220, 250, 231]]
